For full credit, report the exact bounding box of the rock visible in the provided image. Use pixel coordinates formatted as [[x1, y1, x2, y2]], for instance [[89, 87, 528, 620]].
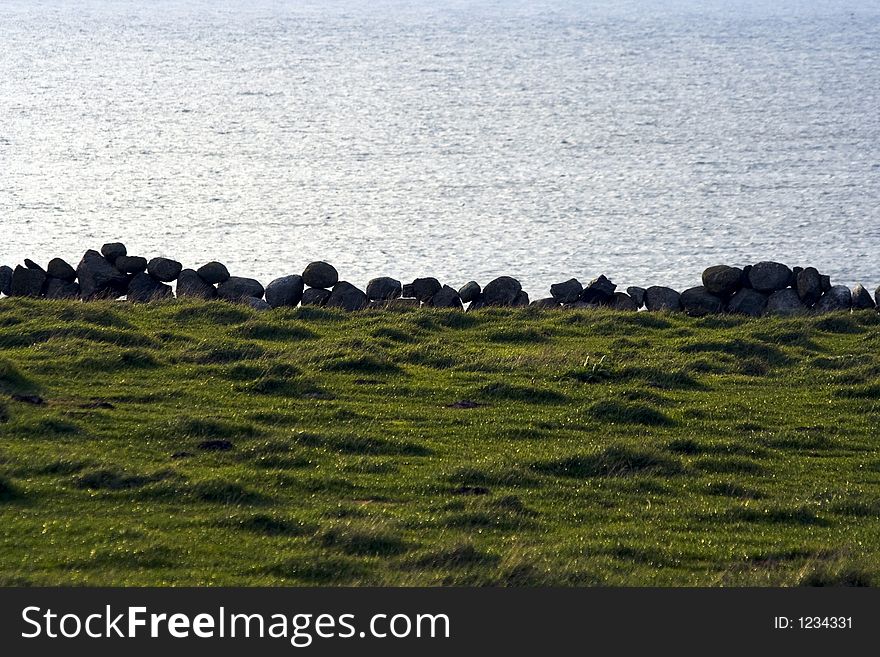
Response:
[[301, 287, 332, 306], [44, 277, 80, 300], [814, 286, 852, 313], [611, 292, 638, 311], [127, 272, 172, 303], [626, 286, 646, 308], [115, 255, 148, 275], [147, 257, 183, 282], [400, 283, 416, 298], [10, 265, 46, 297], [579, 275, 616, 304], [820, 275, 832, 292], [748, 261, 792, 292], [482, 276, 522, 306], [458, 281, 481, 303], [101, 243, 127, 262], [45, 258, 76, 282], [265, 275, 305, 308], [680, 286, 723, 316], [24, 258, 45, 272], [218, 276, 265, 301], [365, 277, 401, 301], [851, 284, 875, 310], [77, 249, 128, 299], [302, 261, 338, 289], [740, 265, 753, 288], [645, 286, 681, 311], [702, 265, 743, 297], [430, 285, 464, 309], [326, 281, 367, 311], [550, 278, 583, 304], [792, 266, 804, 280], [876, 286, 880, 309], [796, 267, 823, 306], [727, 288, 768, 317], [244, 297, 271, 311], [0, 266, 12, 296], [197, 261, 230, 284], [411, 277, 442, 302], [513, 290, 530, 306], [466, 295, 487, 312], [176, 269, 218, 300], [531, 297, 560, 309], [388, 298, 419, 309], [766, 289, 806, 316]]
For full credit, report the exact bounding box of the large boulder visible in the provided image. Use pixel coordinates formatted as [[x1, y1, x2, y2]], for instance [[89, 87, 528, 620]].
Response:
[[47, 258, 76, 282], [680, 286, 723, 316], [0, 266, 12, 296], [265, 275, 305, 308], [765, 289, 806, 316], [851, 284, 875, 310], [101, 243, 127, 262], [218, 277, 265, 301], [875, 286, 880, 309], [77, 250, 128, 299], [127, 272, 172, 303], [400, 283, 416, 299], [244, 297, 271, 311], [430, 285, 463, 309], [579, 275, 616, 304], [302, 261, 338, 289], [727, 288, 768, 317], [626, 286, 646, 308], [197, 261, 230, 284], [301, 287, 331, 306], [550, 278, 582, 304], [176, 269, 218, 300], [24, 258, 45, 272], [748, 261, 792, 293], [147, 257, 183, 282], [326, 281, 367, 311], [820, 275, 832, 292], [531, 297, 560, 309], [702, 265, 743, 297], [482, 276, 522, 306], [115, 255, 148, 275], [458, 281, 481, 303], [411, 277, 442, 302], [512, 290, 530, 307], [796, 267, 823, 306], [44, 278, 80, 300], [10, 265, 46, 297], [366, 277, 401, 301], [466, 295, 487, 312], [814, 286, 852, 313], [610, 292, 638, 311], [645, 286, 681, 311]]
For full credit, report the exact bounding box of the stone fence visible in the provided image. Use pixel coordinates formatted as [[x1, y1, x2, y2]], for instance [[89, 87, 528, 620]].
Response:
[[1, 243, 877, 316]]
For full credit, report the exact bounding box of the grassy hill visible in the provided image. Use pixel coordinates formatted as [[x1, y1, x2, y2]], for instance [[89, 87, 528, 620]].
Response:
[[1, 298, 878, 586]]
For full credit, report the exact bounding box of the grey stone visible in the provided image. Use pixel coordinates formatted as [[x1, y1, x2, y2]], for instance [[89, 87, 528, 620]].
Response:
[[400, 283, 416, 298], [0, 266, 12, 296], [147, 257, 183, 282], [197, 261, 230, 284], [458, 281, 481, 303], [77, 249, 128, 299], [47, 258, 76, 282], [550, 278, 583, 304], [680, 286, 724, 316], [740, 265, 753, 288], [10, 265, 46, 297], [302, 261, 338, 289], [645, 286, 682, 311], [176, 269, 218, 300], [702, 265, 743, 297], [851, 284, 875, 310], [820, 275, 832, 292], [115, 256, 148, 275], [366, 277, 402, 301], [218, 277, 265, 301], [301, 287, 332, 306], [24, 258, 45, 272], [44, 277, 80, 300], [244, 297, 272, 311], [101, 243, 127, 262], [748, 261, 792, 293], [626, 286, 646, 308], [727, 288, 768, 317], [766, 289, 806, 316], [411, 277, 442, 302], [579, 275, 616, 304], [531, 297, 561, 309], [430, 285, 463, 309], [611, 292, 638, 312], [326, 281, 367, 311], [796, 267, 823, 306], [814, 285, 852, 313], [265, 275, 305, 308], [512, 290, 530, 306], [127, 272, 172, 303], [482, 276, 522, 306]]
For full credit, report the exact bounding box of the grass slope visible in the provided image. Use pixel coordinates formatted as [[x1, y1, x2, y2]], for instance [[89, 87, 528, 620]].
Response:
[[0, 299, 879, 586]]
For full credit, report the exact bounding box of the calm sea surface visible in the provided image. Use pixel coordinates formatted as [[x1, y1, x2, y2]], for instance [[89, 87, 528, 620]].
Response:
[[2, 0, 879, 296]]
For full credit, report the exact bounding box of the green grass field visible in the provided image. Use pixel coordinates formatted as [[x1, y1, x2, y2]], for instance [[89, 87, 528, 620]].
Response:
[[1, 298, 879, 586]]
